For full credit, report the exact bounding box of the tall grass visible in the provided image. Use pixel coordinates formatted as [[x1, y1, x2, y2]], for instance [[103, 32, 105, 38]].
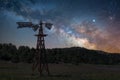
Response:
[[0, 61, 120, 80]]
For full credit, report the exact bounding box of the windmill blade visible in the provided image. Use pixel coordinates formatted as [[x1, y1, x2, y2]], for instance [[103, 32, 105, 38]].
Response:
[[17, 22, 33, 28], [45, 23, 53, 30], [32, 25, 39, 31]]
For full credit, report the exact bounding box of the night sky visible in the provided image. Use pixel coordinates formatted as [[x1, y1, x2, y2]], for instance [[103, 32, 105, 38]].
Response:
[[0, 0, 120, 53]]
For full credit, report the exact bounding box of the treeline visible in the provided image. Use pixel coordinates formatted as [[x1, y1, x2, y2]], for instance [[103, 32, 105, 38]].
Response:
[[0, 43, 35, 63], [0, 43, 120, 65], [46, 48, 120, 65]]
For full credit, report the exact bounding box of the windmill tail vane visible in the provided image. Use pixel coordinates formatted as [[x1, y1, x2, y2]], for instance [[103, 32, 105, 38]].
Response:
[[17, 22, 39, 31], [17, 21, 53, 31], [17, 22, 33, 28]]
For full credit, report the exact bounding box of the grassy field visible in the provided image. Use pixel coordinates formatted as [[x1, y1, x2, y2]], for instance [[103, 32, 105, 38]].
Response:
[[0, 61, 120, 80]]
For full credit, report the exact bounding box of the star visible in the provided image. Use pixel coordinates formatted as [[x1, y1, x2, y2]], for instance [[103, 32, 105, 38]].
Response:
[[92, 19, 96, 23], [109, 16, 114, 20]]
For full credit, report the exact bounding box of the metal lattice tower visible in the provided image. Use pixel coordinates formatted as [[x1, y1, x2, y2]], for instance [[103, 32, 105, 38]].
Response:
[[17, 20, 53, 75]]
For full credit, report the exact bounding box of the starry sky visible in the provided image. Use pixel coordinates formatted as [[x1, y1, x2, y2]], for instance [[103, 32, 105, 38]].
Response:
[[0, 0, 120, 53]]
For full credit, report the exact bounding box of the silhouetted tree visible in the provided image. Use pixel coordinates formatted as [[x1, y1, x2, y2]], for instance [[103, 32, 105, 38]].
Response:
[[0, 43, 120, 65], [18, 46, 31, 62]]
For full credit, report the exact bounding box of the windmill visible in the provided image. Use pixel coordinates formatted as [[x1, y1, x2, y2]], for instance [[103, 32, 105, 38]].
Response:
[[17, 20, 53, 75]]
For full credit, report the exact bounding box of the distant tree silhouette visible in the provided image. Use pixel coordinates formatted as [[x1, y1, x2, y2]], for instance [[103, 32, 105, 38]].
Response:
[[0, 43, 120, 65], [18, 46, 31, 63], [0, 43, 17, 61]]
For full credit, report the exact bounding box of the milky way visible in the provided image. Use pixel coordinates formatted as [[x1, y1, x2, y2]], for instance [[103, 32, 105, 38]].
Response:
[[0, 0, 120, 53]]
